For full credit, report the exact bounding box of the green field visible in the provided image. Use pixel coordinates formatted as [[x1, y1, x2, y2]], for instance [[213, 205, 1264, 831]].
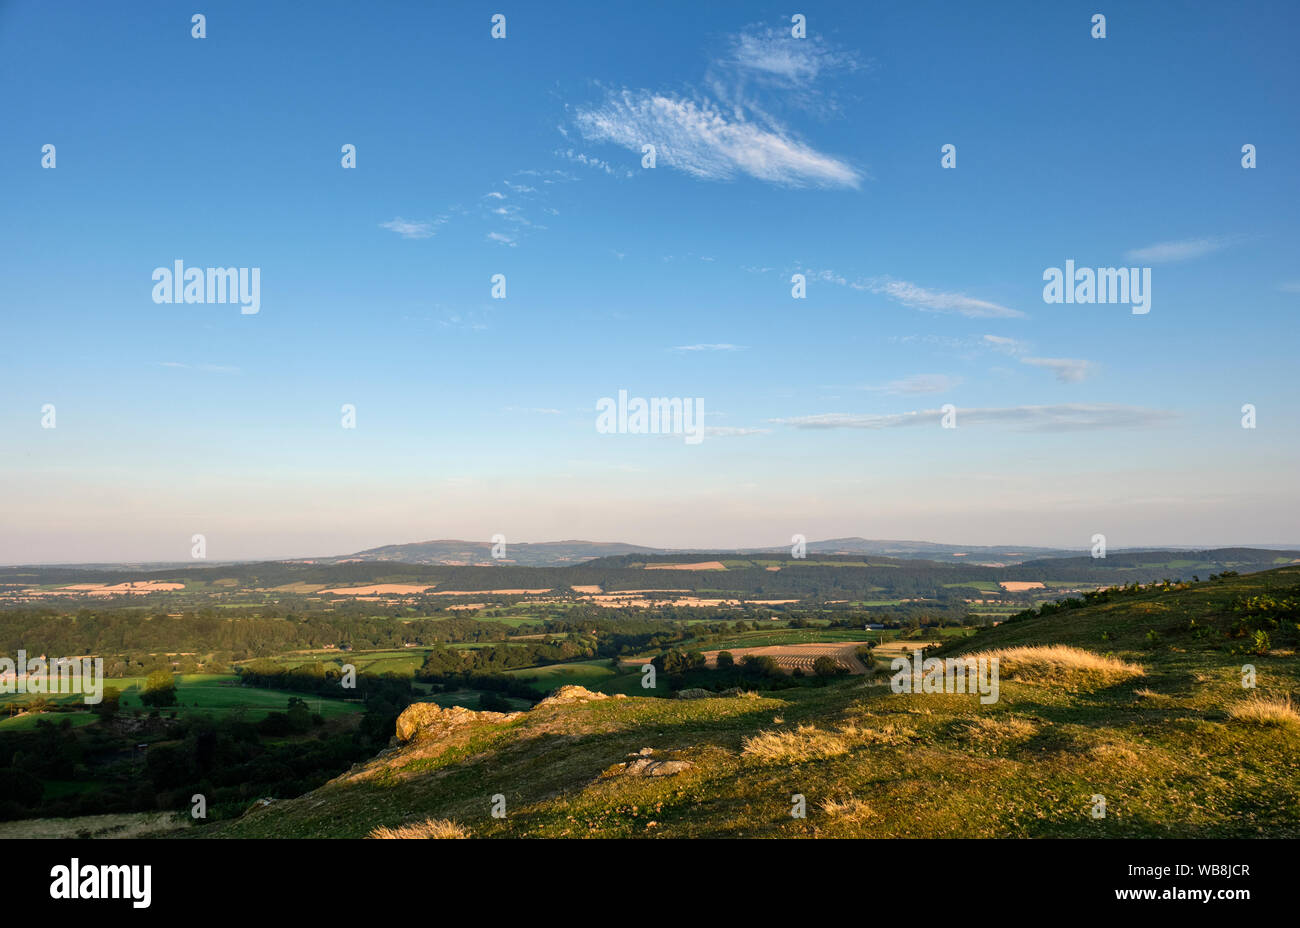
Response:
[[424, 689, 533, 711], [207, 566, 1300, 839], [506, 659, 617, 692], [2, 673, 365, 725], [119, 675, 364, 720], [0, 710, 101, 731]]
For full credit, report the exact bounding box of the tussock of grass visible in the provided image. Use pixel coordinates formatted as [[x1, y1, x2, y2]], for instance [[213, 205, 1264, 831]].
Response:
[[821, 796, 874, 823], [959, 716, 1037, 741], [974, 645, 1144, 689], [1228, 695, 1299, 729], [1087, 742, 1139, 762], [743, 721, 916, 762], [367, 818, 470, 839], [742, 724, 849, 762]]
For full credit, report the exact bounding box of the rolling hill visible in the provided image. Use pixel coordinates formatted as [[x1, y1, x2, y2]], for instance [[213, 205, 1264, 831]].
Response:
[[204, 566, 1300, 839]]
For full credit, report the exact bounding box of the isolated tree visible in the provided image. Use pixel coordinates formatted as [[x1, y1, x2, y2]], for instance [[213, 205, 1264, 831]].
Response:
[[140, 670, 177, 707], [715, 651, 735, 670], [93, 686, 121, 719], [813, 656, 842, 677], [285, 697, 312, 732]]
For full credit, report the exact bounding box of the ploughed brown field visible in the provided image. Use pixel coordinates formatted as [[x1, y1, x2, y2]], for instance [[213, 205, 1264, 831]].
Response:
[[700, 641, 877, 674]]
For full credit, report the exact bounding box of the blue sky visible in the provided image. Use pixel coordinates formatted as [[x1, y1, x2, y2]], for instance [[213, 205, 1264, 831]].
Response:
[[2, 0, 1298, 563]]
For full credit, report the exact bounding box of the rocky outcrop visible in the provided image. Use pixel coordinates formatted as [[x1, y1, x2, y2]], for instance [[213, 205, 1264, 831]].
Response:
[[673, 688, 713, 700], [395, 686, 629, 743], [609, 747, 693, 777], [534, 685, 626, 709], [394, 702, 520, 744]]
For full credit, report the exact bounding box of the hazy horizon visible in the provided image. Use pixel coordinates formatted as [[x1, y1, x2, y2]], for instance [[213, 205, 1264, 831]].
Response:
[[4, 1, 1297, 566], [6, 532, 1300, 569]]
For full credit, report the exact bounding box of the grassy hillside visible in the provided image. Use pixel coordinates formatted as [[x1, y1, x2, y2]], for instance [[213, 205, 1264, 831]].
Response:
[[197, 568, 1300, 839]]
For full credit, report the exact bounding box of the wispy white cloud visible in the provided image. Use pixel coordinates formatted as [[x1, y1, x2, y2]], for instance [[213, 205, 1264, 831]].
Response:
[[870, 277, 1025, 319], [572, 23, 863, 188], [979, 335, 1096, 382], [555, 148, 632, 178], [672, 343, 746, 352], [705, 426, 771, 437], [725, 26, 860, 86], [1124, 237, 1228, 263], [982, 334, 1026, 353], [574, 91, 860, 188], [380, 217, 444, 239], [478, 174, 555, 246], [1020, 357, 1096, 383], [806, 271, 1024, 319], [774, 404, 1173, 432], [708, 25, 864, 122], [864, 373, 962, 395]]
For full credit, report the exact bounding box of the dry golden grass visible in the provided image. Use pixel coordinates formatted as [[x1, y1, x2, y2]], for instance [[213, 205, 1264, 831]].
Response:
[[367, 818, 470, 839], [973, 645, 1144, 688], [0, 811, 185, 839], [1228, 695, 1299, 729], [1087, 742, 1140, 762], [821, 796, 875, 823], [743, 720, 917, 763], [742, 724, 849, 762], [958, 716, 1037, 742]]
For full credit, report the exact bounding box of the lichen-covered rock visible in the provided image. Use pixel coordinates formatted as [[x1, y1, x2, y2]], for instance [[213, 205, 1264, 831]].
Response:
[[624, 758, 692, 776], [673, 688, 713, 700], [394, 702, 520, 744], [535, 685, 611, 709], [604, 747, 692, 778]]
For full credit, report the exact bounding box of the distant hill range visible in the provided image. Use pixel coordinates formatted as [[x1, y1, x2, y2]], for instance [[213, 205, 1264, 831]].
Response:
[[303, 539, 661, 568], [302, 537, 1300, 569]]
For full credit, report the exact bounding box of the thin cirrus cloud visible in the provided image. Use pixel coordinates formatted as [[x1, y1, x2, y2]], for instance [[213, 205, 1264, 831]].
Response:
[[705, 426, 770, 437], [720, 25, 861, 89], [672, 343, 746, 352], [981, 335, 1095, 382], [807, 272, 1025, 319], [572, 24, 863, 188], [864, 373, 962, 395], [774, 404, 1173, 432], [379, 217, 445, 239], [870, 278, 1025, 319], [1124, 237, 1227, 263], [982, 334, 1026, 353], [1020, 357, 1096, 383], [574, 91, 861, 188]]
